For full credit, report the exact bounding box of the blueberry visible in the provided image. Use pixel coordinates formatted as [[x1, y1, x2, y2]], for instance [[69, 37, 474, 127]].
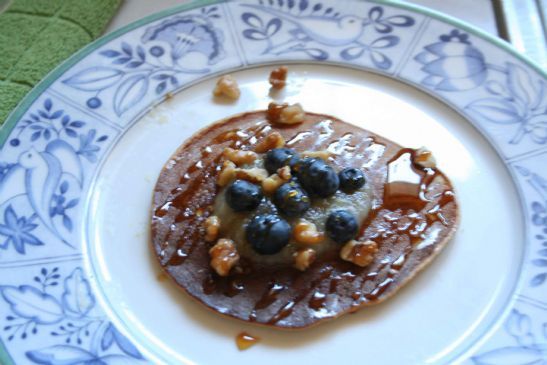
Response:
[[264, 148, 299, 175], [225, 180, 263, 212], [326, 210, 358, 243], [245, 214, 291, 255], [86, 97, 102, 109], [273, 181, 310, 217], [9, 139, 20, 147], [339, 167, 366, 193], [295, 158, 339, 197]]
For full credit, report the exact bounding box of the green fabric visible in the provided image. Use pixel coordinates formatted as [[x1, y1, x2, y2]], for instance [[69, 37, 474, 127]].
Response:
[[0, 0, 122, 124]]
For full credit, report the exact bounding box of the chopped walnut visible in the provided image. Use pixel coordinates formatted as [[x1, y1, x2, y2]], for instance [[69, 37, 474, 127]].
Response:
[[414, 147, 436, 169], [293, 219, 324, 244], [209, 238, 240, 276], [213, 75, 240, 100], [269, 66, 288, 89], [262, 166, 291, 194], [223, 147, 257, 166], [340, 240, 379, 267], [302, 150, 332, 161], [262, 174, 285, 194], [235, 167, 269, 183], [277, 165, 291, 180], [267, 102, 305, 125], [254, 131, 286, 153], [280, 103, 305, 125], [217, 160, 237, 186], [267, 102, 287, 123], [204, 216, 220, 242], [293, 248, 317, 271]]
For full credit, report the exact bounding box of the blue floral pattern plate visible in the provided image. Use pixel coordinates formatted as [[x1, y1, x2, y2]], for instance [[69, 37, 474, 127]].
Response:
[[0, 1, 546, 364]]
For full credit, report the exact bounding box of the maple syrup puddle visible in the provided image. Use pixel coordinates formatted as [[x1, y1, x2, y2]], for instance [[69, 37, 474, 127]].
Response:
[[236, 332, 260, 350]]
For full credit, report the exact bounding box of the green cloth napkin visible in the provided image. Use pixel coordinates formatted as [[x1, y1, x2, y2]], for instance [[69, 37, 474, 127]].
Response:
[[0, 0, 122, 125]]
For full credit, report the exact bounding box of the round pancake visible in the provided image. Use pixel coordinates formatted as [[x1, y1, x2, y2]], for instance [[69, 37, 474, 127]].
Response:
[[151, 111, 459, 329]]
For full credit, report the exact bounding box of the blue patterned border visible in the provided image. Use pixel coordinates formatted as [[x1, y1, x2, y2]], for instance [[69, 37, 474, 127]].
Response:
[[0, 0, 545, 363], [0, 262, 144, 364]]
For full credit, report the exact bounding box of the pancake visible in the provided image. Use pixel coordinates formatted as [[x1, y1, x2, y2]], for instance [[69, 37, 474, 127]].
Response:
[[151, 111, 459, 329]]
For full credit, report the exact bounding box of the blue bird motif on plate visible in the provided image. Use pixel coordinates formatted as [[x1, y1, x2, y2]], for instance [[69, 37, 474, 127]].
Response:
[[0, 98, 108, 254], [16, 142, 83, 248], [240, 1, 415, 66], [243, 3, 366, 48]]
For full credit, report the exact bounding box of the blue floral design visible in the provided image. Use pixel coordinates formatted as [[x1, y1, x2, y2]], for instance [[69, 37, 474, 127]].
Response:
[[9, 99, 85, 146], [0, 205, 42, 254], [415, 30, 487, 91], [77, 129, 108, 164], [142, 6, 223, 63], [472, 309, 547, 365], [467, 62, 547, 145], [62, 6, 225, 116], [530, 201, 547, 287], [50, 181, 79, 233], [0, 266, 144, 364], [0, 98, 109, 254], [532, 202, 547, 228], [240, 1, 414, 68], [416, 30, 547, 145], [516, 166, 547, 287]]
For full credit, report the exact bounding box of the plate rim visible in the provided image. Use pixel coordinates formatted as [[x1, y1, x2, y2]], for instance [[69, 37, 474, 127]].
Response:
[[0, 0, 546, 364], [1, 0, 546, 146]]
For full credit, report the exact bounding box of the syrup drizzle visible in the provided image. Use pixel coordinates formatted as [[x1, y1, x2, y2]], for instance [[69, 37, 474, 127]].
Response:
[[266, 265, 334, 324], [308, 291, 327, 310]]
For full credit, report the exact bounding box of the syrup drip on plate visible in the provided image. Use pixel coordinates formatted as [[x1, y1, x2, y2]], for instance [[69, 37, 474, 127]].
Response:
[[235, 332, 259, 351]]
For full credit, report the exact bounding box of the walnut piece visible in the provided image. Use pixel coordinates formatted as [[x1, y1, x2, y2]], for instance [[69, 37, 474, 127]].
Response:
[[293, 248, 317, 271], [267, 102, 304, 125], [340, 240, 379, 267], [262, 166, 291, 194], [223, 147, 257, 166], [414, 147, 436, 169], [213, 75, 240, 100], [209, 238, 240, 276], [302, 150, 331, 161], [269, 66, 288, 89], [262, 174, 285, 194], [218, 160, 269, 186], [204, 216, 220, 242], [277, 166, 291, 180], [280, 103, 305, 125], [254, 131, 286, 153], [267, 102, 287, 123], [217, 160, 237, 186], [235, 167, 269, 183], [293, 219, 324, 244]]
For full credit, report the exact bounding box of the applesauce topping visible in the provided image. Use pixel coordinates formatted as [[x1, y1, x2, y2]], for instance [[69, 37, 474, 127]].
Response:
[[208, 129, 373, 272]]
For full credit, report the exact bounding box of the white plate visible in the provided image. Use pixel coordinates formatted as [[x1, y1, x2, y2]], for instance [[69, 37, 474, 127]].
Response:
[[1, 1, 546, 364]]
